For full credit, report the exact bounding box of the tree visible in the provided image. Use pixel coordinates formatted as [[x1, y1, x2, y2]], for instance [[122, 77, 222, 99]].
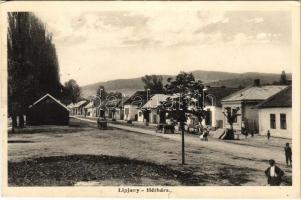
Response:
[[141, 75, 164, 94], [222, 107, 241, 140], [8, 12, 61, 129], [62, 79, 81, 104], [162, 71, 205, 164]]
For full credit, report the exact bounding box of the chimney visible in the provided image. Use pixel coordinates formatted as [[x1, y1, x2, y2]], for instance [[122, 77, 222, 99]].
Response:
[[254, 79, 260, 87]]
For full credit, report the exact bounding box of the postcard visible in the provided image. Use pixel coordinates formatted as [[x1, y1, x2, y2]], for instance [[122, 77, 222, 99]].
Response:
[[0, 1, 300, 198]]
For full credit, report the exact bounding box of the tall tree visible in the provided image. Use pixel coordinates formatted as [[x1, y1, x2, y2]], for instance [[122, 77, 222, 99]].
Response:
[[8, 12, 61, 129], [141, 75, 164, 94], [62, 79, 81, 104]]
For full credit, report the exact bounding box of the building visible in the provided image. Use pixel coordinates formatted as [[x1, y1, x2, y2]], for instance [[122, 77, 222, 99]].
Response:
[[67, 103, 75, 115], [84, 101, 94, 117], [123, 91, 151, 121], [257, 86, 292, 138], [221, 81, 288, 134], [140, 94, 174, 124], [26, 93, 70, 125], [72, 100, 89, 115], [105, 98, 123, 120], [202, 87, 240, 129]]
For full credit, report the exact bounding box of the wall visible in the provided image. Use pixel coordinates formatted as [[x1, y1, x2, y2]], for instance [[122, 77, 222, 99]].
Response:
[[203, 106, 223, 128], [243, 102, 260, 133], [258, 107, 292, 139], [137, 110, 144, 122], [124, 105, 138, 121]]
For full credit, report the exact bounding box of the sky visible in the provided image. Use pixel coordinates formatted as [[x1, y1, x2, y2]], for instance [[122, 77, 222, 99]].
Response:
[[35, 9, 292, 86]]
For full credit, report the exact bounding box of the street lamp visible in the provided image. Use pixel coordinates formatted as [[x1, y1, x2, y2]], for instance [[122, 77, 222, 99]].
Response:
[[202, 87, 208, 108]]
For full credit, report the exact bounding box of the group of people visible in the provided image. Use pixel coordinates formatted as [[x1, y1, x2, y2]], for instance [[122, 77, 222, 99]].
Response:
[[264, 143, 292, 186]]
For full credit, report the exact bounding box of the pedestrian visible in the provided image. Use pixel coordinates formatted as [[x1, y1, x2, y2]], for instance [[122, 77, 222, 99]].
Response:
[[203, 130, 208, 141], [264, 159, 284, 186], [267, 130, 271, 140], [284, 143, 292, 166]]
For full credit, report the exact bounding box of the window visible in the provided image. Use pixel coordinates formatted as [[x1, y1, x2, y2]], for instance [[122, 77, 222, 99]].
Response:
[[139, 112, 142, 117], [270, 114, 276, 129], [280, 113, 287, 129]]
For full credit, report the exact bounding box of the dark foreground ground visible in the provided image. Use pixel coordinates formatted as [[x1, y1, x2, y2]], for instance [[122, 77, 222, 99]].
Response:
[[8, 118, 292, 186]]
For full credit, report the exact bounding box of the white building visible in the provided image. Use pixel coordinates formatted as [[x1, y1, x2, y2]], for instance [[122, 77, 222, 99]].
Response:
[[84, 101, 94, 117], [123, 91, 150, 121], [221, 81, 288, 134], [258, 86, 292, 139], [139, 94, 174, 124], [201, 87, 239, 129]]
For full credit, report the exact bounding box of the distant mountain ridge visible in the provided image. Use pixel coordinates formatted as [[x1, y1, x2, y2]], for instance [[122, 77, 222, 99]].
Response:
[[80, 70, 291, 98]]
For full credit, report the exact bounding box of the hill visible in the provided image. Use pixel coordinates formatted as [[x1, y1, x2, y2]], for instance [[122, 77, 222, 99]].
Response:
[[80, 70, 291, 98]]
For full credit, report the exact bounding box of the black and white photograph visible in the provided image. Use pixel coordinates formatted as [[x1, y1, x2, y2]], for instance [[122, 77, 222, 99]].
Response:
[[1, 1, 300, 198]]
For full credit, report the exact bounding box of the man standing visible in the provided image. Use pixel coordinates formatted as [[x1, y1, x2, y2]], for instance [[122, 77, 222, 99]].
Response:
[[267, 130, 271, 140], [284, 143, 292, 166], [265, 159, 284, 186]]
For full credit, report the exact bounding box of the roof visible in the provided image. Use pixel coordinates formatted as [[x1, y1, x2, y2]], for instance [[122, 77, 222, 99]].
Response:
[[204, 87, 240, 107], [105, 98, 122, 108], [222, 85, 288, 102], [257, 86, 292, 108], [84, 101, 93, 109], [29, 93, 70, 111], [73, 100, 88, 108], [67, 103, 75, 109], [142, 94, 174, 109], [123, 90, 151, 106]]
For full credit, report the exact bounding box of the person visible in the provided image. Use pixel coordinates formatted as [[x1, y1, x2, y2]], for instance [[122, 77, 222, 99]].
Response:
[[284, 143, 292, 166], [203, 130, 208, 141], [264, 159, 284, 186], [267, 130, 271, 140]]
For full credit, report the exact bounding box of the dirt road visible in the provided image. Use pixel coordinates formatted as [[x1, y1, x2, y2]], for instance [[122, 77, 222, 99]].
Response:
[[8, 118, 292, 186]]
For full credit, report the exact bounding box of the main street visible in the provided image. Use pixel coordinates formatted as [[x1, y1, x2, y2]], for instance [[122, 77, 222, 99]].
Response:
[[8, 117, 292, 186]]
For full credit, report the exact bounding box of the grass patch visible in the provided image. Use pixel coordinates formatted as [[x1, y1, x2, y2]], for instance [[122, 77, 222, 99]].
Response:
[[7, 154, 258, 186]]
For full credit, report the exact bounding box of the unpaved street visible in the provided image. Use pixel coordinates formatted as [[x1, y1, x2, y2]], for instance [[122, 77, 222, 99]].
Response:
[[8, 118, 292, 186]]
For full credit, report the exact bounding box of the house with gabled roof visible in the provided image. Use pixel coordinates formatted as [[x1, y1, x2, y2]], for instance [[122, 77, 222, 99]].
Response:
[[257, 86, 292, 138], [27, 93, 70, 125], [84, 101, 94, 117], [123, 90, 152, 121], [72, 100, 89, 116], [139, 94, 174, 124], [221, 80, 288, 134]]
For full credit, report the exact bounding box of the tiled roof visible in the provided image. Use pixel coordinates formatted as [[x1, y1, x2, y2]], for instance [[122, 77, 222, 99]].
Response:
[[73, 100, 88, 108], [84, 101, 94, 109], [258, 86, 292, 108], [222, 85, 288, 102], [142, 94, 174, 109]]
